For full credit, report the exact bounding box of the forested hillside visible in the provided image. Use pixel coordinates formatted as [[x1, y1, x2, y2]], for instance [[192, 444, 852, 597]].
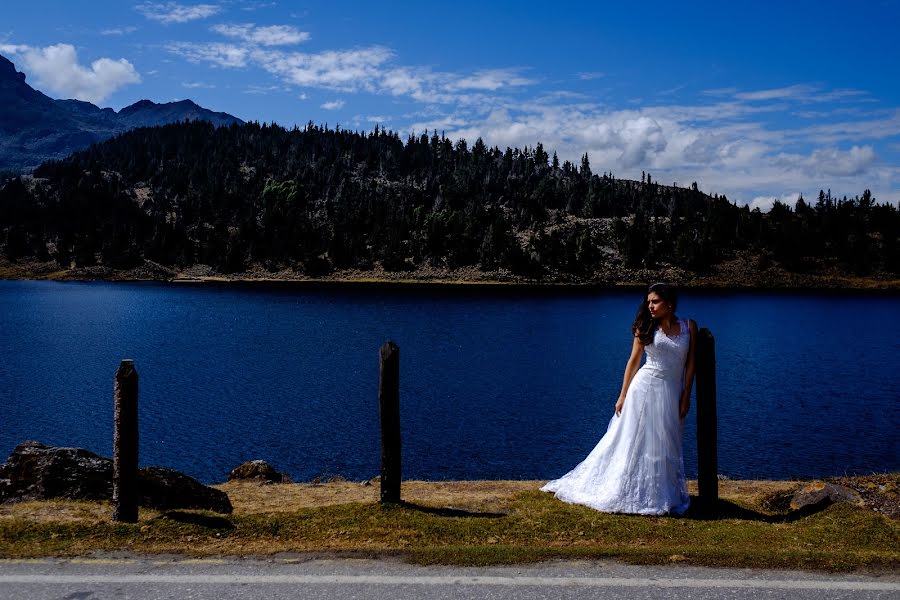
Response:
[[0, 120, 897, 284]]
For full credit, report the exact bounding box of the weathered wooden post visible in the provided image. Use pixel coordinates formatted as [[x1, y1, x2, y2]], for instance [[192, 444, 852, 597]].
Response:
[[113, 359, 139, 522], [379, 341, 401, 504], [695, 328, 718, 513]]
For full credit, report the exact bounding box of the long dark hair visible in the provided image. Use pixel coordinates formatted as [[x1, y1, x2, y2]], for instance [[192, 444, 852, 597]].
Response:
[[631, 283, 679, 345]]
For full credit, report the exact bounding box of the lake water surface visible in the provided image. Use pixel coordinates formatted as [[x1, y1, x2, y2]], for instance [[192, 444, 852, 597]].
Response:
[[1, 280, 897, 484]]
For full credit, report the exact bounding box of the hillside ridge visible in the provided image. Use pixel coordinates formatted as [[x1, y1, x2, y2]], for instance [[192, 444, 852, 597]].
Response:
[[0, 53, 243, 172]]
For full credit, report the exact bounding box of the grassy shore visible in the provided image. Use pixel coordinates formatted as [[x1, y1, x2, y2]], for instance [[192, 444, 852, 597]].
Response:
[[0, 476, 896, 572], [2, 257, 899, 290]]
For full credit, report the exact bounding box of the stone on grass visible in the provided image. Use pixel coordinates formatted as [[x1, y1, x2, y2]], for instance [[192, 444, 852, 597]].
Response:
[[227, 460, 286, 483], [0, 440, 111, 502], [790, 481, 863, 511], [0, 441, 231, 514], [139, 466, 232, 513]]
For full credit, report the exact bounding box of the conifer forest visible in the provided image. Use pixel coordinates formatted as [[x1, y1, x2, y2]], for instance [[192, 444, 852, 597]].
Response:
[[1, 120, 896, 281]]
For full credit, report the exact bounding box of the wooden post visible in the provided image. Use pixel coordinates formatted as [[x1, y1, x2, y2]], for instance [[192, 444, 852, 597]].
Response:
[[113, 359, 139, 522], [695, 328, 718, 513], [379, 341, 401, 504]]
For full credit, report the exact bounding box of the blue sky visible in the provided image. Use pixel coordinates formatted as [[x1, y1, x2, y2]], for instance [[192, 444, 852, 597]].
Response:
[[2, 0, 899, 209]]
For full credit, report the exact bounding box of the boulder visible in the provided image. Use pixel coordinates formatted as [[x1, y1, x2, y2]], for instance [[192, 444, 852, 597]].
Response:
[[0, 440, 112, 502], [139, 466, 232, 514], [0, 441, 231, 514], [790, 481, 864, 511], [227, 460, 286, 483]]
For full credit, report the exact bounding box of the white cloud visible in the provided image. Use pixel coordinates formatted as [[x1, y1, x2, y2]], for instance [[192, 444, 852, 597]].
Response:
[[250, 46, 394, 91], [749, 192, 801, 212], [167, 42, 248, 67], [446, 69, 534, 91], [817, 88, 874, 102], [4, 43, 140, 103], [320, 99, 345, 110], [735, 84, 818, 101], [136, 2, 220, 24], [182, 81, 215, 89], [804, 145, 877, 177], [380, 67, 427, 96], [657, 83, 687, 96], [407, 114, 470, 136], [788, 110, 900, 144], [0, 43, 29, 54], [243, 84, 281, 94], [713, 84, 873, 105], [166, 40, 531, 104], [434, 106, 674, 169], [380, 66, 469, 104], [211, 23, 310, 46], [765, 145, 879, 181], [240, 1, 276, 10], [577, 71, 605, 80], [616, 116, 667, 168], [101, 26, 138, 36]]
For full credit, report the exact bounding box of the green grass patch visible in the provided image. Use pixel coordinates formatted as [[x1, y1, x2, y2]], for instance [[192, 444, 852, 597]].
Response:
[[1, 488, 897, 572]]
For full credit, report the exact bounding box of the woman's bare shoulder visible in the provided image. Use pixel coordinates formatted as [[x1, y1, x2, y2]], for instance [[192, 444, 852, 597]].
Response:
[[685, 318, 698, 334]]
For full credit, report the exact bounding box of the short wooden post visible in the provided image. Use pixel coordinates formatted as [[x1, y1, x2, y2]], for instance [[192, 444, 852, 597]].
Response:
[[113, 359, 139, 522], [379, 341, 401, 504], [695, 328, 718, 513]]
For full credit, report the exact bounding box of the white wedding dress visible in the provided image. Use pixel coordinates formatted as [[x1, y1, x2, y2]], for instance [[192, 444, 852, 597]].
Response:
[[541, 317, 691, 515]]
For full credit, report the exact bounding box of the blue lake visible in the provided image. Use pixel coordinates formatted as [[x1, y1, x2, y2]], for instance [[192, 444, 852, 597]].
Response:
[[1, 280, 897, 484]]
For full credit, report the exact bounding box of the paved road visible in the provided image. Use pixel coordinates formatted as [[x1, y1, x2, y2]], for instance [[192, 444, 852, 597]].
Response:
[[0, 555, 897, 599]]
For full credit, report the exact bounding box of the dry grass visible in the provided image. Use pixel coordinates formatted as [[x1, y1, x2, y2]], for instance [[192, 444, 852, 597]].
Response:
[[0, 477, 896, 571], [213, 479, 807, 516], [216, 479, 541, 514], [0, 499, 112, 523]]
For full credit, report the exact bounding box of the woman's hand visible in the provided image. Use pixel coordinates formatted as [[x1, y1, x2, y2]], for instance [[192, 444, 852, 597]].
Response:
[[679, 391, 690, 419], [615, 396, 625, 416]]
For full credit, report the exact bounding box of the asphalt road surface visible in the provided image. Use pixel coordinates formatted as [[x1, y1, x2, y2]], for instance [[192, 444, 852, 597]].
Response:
[[0, 555, 897, 599]]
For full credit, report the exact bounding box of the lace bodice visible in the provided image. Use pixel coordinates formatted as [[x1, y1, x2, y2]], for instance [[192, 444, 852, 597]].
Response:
[[643, 317, 690, 375]]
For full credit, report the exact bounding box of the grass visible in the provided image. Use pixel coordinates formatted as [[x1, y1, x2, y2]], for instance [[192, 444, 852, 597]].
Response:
[[0, 478, 897, 572]]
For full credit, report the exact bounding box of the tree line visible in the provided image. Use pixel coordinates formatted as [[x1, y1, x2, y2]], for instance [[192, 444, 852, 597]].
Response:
[[0, 120, 896, 278]]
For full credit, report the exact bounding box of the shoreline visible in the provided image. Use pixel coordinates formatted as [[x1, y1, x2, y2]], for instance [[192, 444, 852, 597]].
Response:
[[5, 276, 900, 294], [2, 260, 899, 292]]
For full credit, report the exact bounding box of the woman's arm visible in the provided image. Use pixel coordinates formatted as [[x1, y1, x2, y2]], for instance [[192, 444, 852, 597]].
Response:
[[679, 319, 698, 419], [615, 336, 645, 416]]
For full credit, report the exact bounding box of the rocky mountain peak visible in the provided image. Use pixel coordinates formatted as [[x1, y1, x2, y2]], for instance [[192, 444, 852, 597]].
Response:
[[0, 53, 242, 172], [119, 99, 156, 114], [0, 54, 27, 83]]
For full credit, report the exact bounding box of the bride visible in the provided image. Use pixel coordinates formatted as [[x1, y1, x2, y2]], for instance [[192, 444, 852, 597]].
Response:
[[541, 283, 696, 515]]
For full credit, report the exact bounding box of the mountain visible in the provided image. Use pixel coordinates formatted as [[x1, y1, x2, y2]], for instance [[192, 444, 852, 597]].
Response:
[[0, 54, 243, 173]]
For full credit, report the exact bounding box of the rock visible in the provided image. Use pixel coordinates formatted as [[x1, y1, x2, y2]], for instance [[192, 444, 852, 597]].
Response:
[[790, 481, 864, 511], [139, 467, 232, 514], [0, 441, 231, 514], [227, 460, 286, 483], [0, 441, 112, 502]]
